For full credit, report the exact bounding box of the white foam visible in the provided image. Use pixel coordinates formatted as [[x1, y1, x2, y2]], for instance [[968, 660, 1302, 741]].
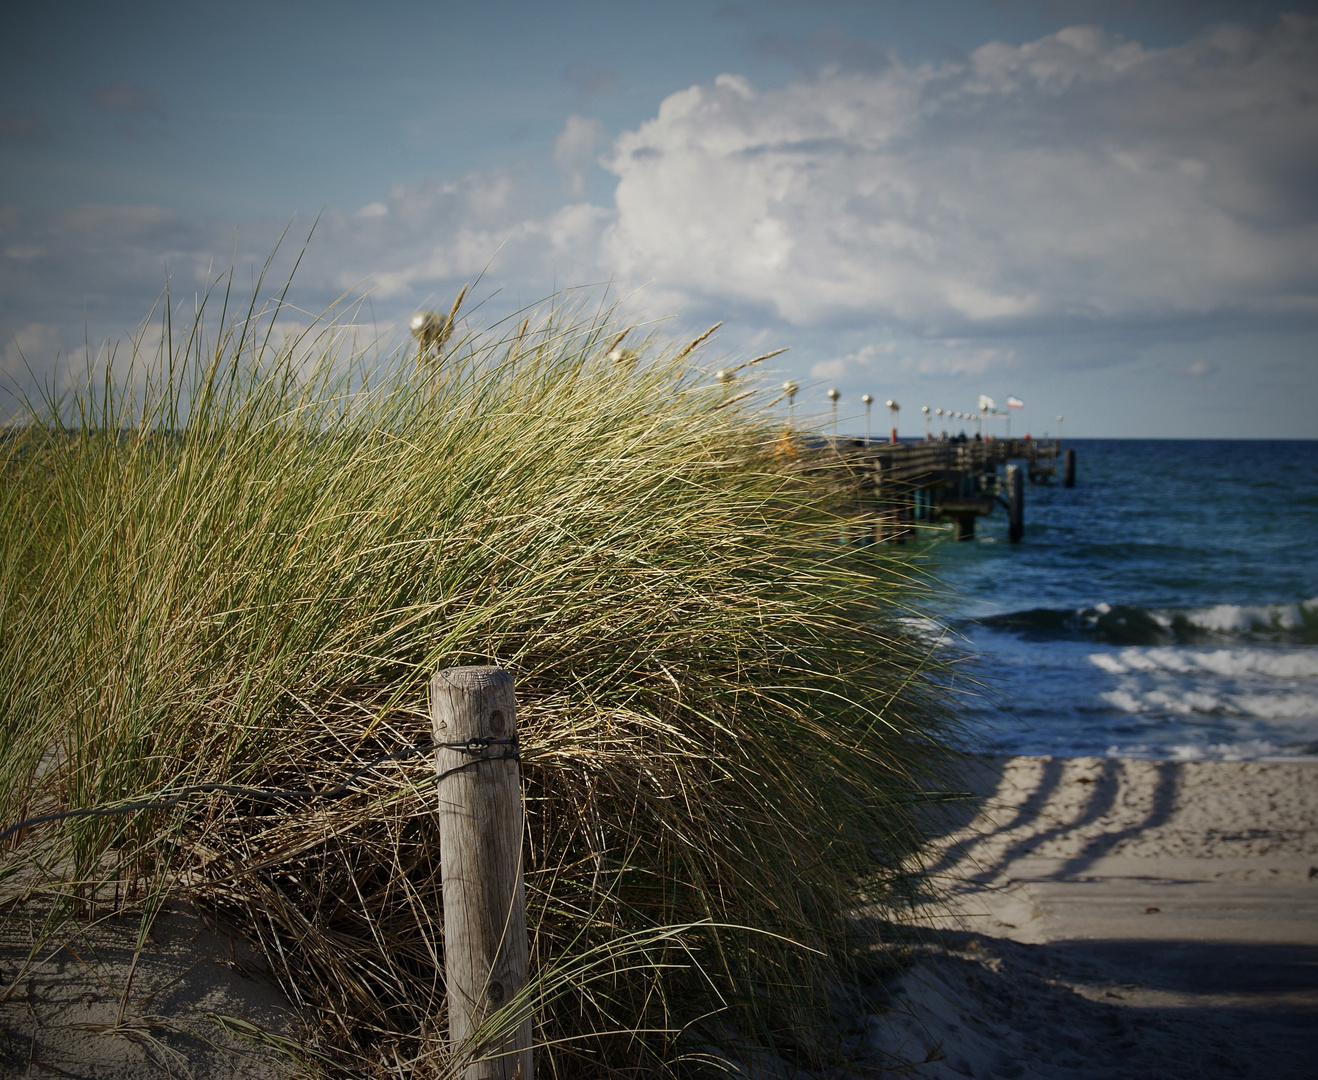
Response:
[[1185, 600, 1307, 633], [1089, 647, 1318, 678], [1232, 693, 1318, 720], [1098, 681, 1318, 720], [1099, 686, 1226, 715], [1107, 738, 1317, 762]]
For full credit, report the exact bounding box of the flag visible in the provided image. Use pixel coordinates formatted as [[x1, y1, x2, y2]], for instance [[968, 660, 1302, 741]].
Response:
[[1006, 395, 1024, 409], [978, 394, 996, 411]]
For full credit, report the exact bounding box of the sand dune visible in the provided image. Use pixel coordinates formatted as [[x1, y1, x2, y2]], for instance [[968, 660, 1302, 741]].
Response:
[[0, 903, 298, 1078], [5, 757, 1314, 1077]]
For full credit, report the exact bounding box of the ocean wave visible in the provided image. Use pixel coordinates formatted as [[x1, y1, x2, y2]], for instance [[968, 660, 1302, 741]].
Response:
[[1105, 739, 1318, 762], [1097, 686, 1318, 720], [1088, 647, 1318, 678], [977, 598, 1318, 645]]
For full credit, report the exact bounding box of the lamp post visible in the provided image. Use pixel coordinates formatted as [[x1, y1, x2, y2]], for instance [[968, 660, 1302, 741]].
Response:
[[410, 310, 443, 362], [783, 381, 798, 427], [922, 404, 931, 440], [1057, 414, 1064, 447], [935, 407, 944, 439], [827, 387, 840, 443], [885, 399, 899, 443], [861, 394, 873, 443]]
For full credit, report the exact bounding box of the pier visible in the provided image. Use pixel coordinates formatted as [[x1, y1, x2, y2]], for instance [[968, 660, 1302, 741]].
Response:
[[816, 437, 1074, 543]]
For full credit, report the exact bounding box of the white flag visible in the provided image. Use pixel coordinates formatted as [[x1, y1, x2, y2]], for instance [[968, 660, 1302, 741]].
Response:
[[978, 394, 996, 411]]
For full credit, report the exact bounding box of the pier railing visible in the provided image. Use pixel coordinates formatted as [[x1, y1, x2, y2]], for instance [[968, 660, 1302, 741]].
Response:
[[801, 437, 1074, 542]]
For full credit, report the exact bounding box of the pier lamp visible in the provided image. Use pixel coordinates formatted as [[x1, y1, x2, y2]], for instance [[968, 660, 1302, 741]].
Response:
[[410, 310, 444, 362], [1057, 414, 1064, 446], [862, 393, 873, 443], [827, 387, 841, 442], [885, 399, 899, 443], [922, 404, 931, 440], [783, 380, 799, 426], [935, 407, 945, 440]]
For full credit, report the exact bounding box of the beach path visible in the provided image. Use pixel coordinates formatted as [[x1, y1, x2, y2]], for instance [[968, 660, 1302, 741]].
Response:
[[870, 757, 1318, 1080]]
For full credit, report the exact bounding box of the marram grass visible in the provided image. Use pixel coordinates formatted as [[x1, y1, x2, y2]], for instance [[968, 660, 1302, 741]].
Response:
[[0, 284, 961, 1077]]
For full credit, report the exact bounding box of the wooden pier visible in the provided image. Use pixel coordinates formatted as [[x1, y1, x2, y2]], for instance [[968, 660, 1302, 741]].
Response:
[[814, 437, 1072, 543]]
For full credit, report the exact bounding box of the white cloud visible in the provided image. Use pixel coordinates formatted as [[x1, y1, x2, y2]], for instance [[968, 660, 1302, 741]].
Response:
[[553, 115, 607, 197], [3, 15, 1316, 410], [2, 322, 59, 380], [913, 345, 1018, 377], [0, 163, 610, 388], [810, 341, 891, 379], [601, 16, 1318, 337]]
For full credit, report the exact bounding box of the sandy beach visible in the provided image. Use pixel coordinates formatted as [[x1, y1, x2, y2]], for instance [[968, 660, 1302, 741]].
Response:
[[867, 756, 1318, 1079], [4, 756, 1315, 1077], [0, 901, 300, 1078]]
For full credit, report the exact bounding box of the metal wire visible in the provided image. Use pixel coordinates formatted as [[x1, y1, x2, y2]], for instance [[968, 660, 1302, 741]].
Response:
[[0, 736, 520, 848]]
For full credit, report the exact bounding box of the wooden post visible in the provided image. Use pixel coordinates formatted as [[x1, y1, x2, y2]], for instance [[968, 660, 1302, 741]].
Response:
[[1006, 464, 1024, 544], [432, 666, 533, 1080], [1064, 447, 1076, 488]]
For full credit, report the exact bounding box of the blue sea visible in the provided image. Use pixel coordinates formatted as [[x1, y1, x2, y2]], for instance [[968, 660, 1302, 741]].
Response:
[[922, 439, 1318, 760]]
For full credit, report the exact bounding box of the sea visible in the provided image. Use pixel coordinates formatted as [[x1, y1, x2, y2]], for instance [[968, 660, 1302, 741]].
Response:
[[921, 439, 1318, 761]]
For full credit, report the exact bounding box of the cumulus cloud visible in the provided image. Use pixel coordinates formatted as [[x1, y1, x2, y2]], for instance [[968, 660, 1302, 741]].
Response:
[[810, 341, 892, 379], [0, 163, 611, 390], [1, 323, 59, 381], [601, 17, 1318, 337], [553, 115, 607, 197], [7, 15, 1317, 401]]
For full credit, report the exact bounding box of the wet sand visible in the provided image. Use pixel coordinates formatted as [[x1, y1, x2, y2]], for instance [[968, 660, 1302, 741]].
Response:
[[869, 756, 1318, 1079]]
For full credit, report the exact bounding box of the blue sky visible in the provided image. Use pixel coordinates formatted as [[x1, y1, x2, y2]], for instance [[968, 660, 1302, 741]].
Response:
[[2, 0, 1315, 437]]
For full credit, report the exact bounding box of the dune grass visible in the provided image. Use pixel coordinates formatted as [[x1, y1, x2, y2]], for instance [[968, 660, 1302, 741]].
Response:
[[0, 278, 961, 1077]]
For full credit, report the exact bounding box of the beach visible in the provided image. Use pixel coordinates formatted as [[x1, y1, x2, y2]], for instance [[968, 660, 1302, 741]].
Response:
[[865, 755, 1318, 1079], [5, 755, 1313, 1078], [0, 901, 299, 1078]]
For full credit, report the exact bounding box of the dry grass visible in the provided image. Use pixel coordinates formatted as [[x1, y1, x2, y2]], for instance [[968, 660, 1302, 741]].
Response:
[[0, 278, 961, 1077]]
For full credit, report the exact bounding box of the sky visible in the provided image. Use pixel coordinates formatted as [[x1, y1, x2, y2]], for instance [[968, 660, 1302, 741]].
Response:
[[1, 0, 1316, 438]]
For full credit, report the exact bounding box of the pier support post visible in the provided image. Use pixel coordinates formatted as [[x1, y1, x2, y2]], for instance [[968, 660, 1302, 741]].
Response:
[[952, 512, 976, 541], [1006, 464, 1024, 544], [1064, 448, 1076, 488], [432, 666, 533, 1080]]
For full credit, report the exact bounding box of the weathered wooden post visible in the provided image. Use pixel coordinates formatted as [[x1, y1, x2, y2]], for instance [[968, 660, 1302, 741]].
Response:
[[432, 666, 533, 1080], [1063, 447, 1076, 488], [1006, 464, 1024, 544]]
